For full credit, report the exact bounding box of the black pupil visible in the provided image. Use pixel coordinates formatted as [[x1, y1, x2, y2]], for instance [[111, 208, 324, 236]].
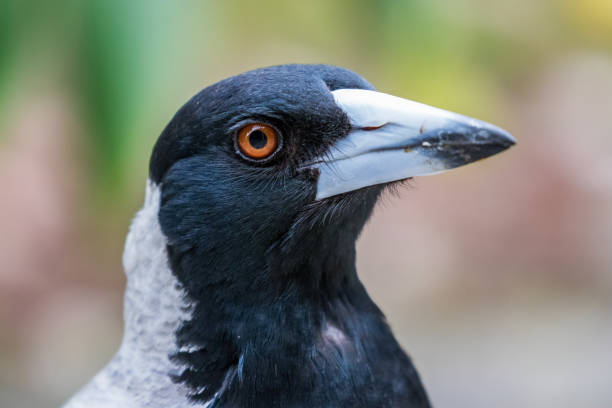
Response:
[[249, 130, 268, 149]]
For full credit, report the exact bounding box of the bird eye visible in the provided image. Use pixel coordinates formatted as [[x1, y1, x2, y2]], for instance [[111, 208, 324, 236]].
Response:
[[236, 123, 280, 161]]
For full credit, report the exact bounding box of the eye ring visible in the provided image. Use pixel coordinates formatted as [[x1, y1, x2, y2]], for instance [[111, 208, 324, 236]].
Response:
[[235, 123, 281, 161]]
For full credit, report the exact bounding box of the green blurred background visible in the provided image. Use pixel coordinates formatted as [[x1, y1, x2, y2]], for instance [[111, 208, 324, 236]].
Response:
[[1, 1, 612, 407]]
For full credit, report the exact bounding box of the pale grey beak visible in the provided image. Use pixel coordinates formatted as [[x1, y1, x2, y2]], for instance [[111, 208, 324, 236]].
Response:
[[311, 89, 515, 200]]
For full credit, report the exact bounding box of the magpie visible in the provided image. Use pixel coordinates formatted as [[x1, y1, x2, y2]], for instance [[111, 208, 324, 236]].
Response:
[[63, 64, 514, 408]]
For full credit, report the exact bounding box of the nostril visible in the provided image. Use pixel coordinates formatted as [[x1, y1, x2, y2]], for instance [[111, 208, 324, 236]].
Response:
[[361, 123, 388, 131]]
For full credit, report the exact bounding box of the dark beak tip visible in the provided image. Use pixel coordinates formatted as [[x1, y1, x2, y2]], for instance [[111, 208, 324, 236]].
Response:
[[487, 132, 516, 155], [500, 136, 516, 150], [481, 128, 516, 154], [502, 133, 517, 148], [490, 126, 516, 147], [459, 129, 517, 164]]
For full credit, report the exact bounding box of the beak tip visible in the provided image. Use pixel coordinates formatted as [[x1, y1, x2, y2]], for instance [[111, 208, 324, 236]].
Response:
[[479, 126, 517, 161], [486, 123, 516, 148], [500, 131, 517, 148]]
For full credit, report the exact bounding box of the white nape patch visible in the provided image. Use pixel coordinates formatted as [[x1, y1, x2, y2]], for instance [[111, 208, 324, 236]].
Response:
[[62, 181, 204, 408]]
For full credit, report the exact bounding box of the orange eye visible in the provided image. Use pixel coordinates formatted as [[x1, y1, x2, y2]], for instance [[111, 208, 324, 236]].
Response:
[[236, 123, 280, 160]]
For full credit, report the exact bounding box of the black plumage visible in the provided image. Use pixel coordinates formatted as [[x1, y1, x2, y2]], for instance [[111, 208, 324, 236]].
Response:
[[134, 63, 516, 408], [152, 65, 431, 407]]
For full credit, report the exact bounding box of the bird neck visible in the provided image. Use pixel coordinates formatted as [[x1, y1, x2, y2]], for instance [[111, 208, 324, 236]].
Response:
[[171, 273, 413, 407], [161, 201, 427, 405], [117, 183, 428, 407]]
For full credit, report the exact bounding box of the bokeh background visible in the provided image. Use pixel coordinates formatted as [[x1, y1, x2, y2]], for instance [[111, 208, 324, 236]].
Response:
[[1, 1, 611, 407]]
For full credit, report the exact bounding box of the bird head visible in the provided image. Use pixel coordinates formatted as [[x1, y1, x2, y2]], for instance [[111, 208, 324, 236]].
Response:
[[120, 64, 515, 405], [150, 64, 514, 294]]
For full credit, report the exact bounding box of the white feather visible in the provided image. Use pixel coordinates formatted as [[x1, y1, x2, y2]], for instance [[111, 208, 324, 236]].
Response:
[[62, 181, 209, 408]]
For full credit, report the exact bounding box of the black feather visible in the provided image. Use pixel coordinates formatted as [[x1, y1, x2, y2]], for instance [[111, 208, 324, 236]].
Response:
[[154, 64, 431, 407]]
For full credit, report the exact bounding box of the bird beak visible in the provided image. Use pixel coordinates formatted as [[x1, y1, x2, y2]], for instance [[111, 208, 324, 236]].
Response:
[[311, 89, 516, 200]]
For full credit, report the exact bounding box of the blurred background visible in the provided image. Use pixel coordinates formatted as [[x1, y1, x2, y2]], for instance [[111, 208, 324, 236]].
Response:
[[1, 0, 611, 407]]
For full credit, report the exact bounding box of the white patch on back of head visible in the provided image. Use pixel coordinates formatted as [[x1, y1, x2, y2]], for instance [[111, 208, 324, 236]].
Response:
[[62, 180, 215, 408]]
